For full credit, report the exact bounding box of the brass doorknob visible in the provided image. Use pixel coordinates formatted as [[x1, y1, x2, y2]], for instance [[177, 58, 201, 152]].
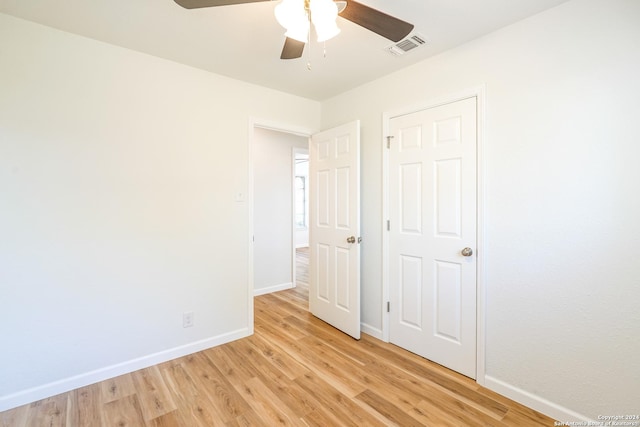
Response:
[[461, 247, 473, 257], [347, 236, 356, 244]]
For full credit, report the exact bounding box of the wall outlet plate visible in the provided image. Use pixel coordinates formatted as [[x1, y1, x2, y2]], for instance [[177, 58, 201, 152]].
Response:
[[183, 311, 194, 328]]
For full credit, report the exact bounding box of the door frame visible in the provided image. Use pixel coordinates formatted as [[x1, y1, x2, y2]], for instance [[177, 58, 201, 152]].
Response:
[[248, 117, 314, 334], [381, 86, 487, 385], [292, 147, 310, 254]]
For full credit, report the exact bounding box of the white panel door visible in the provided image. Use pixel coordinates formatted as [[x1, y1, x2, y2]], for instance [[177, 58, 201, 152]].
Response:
[[389, 98, 477, 378], [309, 121, 361, 339]]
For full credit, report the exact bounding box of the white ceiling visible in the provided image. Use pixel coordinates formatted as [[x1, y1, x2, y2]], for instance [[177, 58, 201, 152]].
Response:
[[0, 0, 569, 101]]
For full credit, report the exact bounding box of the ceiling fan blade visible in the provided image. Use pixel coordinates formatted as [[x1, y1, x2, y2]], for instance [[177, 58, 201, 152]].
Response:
[[340, 0, 414, 42], [174, 0, 269, 9], [280, 38, 305, 60]]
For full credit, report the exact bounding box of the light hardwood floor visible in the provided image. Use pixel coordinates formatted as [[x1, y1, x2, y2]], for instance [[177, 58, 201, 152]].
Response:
[[1, 249, 554, 426], [295, 247, 309, 286]]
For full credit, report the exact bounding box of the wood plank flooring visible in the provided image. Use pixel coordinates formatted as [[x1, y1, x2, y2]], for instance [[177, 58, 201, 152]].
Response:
[[295, 246, 309, 286], [0, 249, 554, 426]]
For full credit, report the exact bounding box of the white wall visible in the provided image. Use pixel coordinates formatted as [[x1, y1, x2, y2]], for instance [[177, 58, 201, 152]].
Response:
[[320, 0, 640, 421], [253, 128, 308, 295], [0, 13, 319, 410]]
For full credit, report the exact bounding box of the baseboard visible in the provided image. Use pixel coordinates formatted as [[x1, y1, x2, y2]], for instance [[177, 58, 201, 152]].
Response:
[[483, 375, 592, 423], [361, 322, 383, 340], [0, 327, 251, 412], [254, 282, 294, 296]]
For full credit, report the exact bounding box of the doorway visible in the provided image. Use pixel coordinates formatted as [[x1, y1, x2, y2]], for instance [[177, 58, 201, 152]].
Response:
[[250, 119, 363, 341], [308, 121, 362, 339], [252, 127, 309, 296]]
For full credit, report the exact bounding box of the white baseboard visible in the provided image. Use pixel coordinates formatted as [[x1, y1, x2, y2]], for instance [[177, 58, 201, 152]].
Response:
[[254, 282, 294, 296], [361, 322, 383, 340], [0, 327, 251, 412], [483, 375, 592, 423]]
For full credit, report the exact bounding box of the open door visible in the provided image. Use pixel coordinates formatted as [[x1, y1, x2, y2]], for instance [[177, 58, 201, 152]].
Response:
[[309, 121, 361, 339]]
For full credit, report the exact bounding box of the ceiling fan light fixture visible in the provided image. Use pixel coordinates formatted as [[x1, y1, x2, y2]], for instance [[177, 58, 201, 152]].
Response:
[[275, 0, 306, 30], [285, 21, 310, 43], [311, 0, 340, 42], [315, 22, 340, 42], [275, 0, 340, 45]]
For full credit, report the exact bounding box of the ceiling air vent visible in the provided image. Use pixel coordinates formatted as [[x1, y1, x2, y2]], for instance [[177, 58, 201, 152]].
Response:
[[386, 32, 427, 56]]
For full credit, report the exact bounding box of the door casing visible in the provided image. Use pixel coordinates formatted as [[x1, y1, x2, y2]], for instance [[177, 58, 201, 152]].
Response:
[[381, 86, 487, 385]]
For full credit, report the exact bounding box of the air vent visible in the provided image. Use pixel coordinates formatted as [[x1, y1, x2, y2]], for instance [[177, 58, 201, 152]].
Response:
[[386, 32, 427, 56]]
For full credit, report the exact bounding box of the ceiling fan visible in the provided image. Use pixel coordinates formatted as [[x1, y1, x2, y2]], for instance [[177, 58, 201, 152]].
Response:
[[173, 0, 414, 60]]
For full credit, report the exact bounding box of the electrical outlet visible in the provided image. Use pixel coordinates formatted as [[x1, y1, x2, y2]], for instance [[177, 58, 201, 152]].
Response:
[[183, 311, 194, 328]]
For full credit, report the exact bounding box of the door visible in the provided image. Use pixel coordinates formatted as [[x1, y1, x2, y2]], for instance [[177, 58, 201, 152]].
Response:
[[388, 97, 477, 378], [309, 120, 361, 339]]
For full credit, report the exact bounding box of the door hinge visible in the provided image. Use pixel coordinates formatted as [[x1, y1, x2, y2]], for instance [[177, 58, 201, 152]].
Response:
[[387, 301, 390, 312], [387, 220, 390, 231], [386, 135, 394, 149]]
